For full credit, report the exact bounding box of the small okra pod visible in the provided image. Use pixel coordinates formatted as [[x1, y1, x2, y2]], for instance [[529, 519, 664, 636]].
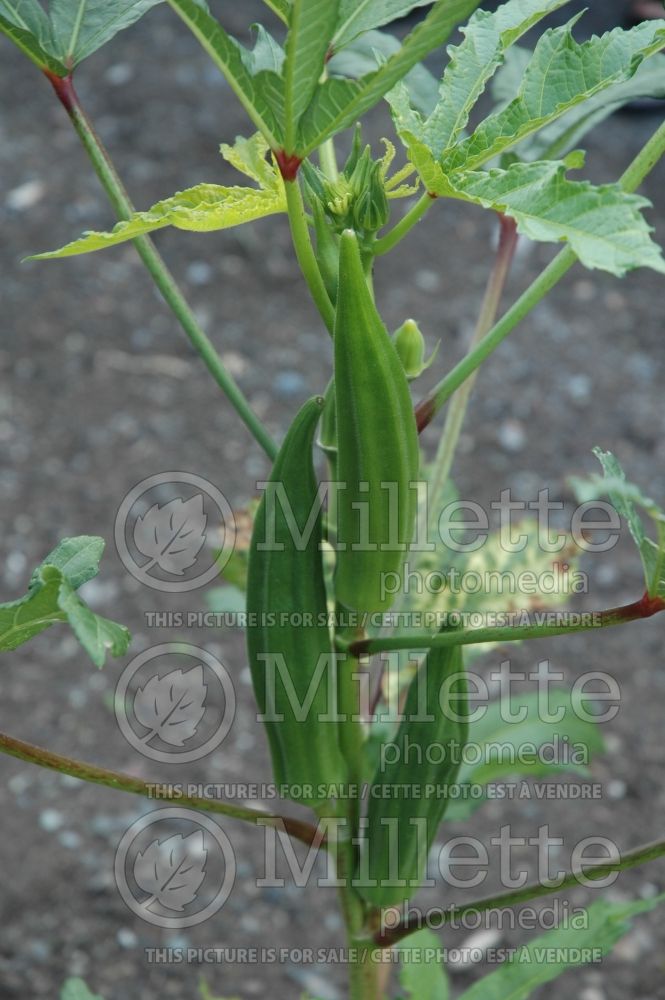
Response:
[[246, 397, 345, 808], [333, 229, 420, 613]]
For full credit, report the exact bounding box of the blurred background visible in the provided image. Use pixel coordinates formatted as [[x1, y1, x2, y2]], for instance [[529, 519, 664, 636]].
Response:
[[1, 0, 664, 997]]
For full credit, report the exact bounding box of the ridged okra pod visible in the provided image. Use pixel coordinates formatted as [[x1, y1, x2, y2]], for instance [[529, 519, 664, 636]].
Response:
[[333, 229, 419, 613], [246, 397, 345, 807], [358, 642, 468, 907]]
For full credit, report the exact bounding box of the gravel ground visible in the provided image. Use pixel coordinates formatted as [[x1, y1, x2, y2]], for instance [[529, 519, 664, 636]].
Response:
[[1, 2, 664, 998]]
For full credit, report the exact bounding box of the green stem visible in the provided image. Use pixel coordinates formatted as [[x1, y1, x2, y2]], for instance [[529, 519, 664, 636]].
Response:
[[348, 591, 665, 657], [376, 835, 665, 947], [416, 117, 665, 432], [284, 176, 336, 334], [373, 192, 433, 257], [46, 73, 277, 461], [0, 728, 322, 847]]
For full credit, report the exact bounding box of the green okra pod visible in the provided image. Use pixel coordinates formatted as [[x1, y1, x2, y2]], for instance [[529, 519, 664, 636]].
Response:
[[333, 229, 419, 612], [358, 642, 468, 907], [246, 396, 345, 807]]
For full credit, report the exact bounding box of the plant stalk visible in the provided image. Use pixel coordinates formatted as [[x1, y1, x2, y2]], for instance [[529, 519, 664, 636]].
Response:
[[348, 591, 665, 657], [373, 192, 433, 256], [415, 117, 665, 431], [284, 175, 336, 334], [0, 728, 323, 847], [376, 835, 665, 947], [45, 72, 278, 461]]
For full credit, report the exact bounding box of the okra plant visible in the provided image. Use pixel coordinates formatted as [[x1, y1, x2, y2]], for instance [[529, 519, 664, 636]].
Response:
[[2, 0, 665, 997]]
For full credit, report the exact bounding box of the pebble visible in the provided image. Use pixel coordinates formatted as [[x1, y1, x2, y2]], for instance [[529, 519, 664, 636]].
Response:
[[497, 418, 526, 452], [58, 830, 82, 850], [606, 778, 627, 800], [6, 179, 45, 211], [580, 988, 606, 1000], [414, 269, 440, 292], [39, 808, 64, 832], [273, 370, 306, 397], [186, 261, 213, 285], [117, 928, 139, 949], [447, 928, 502, 968], [566, 373, 592, 403], [105, 63, 134, 86]]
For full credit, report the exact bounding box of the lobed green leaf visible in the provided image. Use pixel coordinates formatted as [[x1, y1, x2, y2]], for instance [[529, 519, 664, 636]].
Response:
[[458, 895, 665, 1000], [283, 0, 339, 150], [422, 0, 573, 157], [450, 158, 665, 276], [30, 134, 286, 259], [443, 17, 665, 171], [492, 47, 665, 161], [167, 0, 285, 147], [0, 537, 130, 667], [0, 0, 170, 71], [571, 448, 665, 598], [297, 0, 483, 155]]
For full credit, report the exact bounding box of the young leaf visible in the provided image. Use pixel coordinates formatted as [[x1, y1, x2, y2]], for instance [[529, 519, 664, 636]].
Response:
[[457, 895, 665, 1000], [570, 448, 665, 598], [396, 928, 449, 1000], [167, 0, 284, 147], [0, 536, 130, 667], [443, 18, 665, 171], [296, 0, 483, 155], [492, 48, 665, 162], [283, 0, 339, 150], [61, 980, 105, 1000], [30, 135, 286, 259], [332, 0, 436, 53], [421, 0, 573, 157], [446, 158, 665, 276]]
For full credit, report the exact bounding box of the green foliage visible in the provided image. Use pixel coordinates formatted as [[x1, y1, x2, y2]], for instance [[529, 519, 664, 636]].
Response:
[[492, 48, 665, 161], [389, 9, 665, 272], [396, 929, 449, 1000], [571, 448, 665, 598], [360, 642, 467, 906], [447, 688, 604, 821], [60, 980, 105, 1000], [334, 229, 419, 612], [0, 0, 172, 72], [31, 134, 285, 259], [246, 397, 346, 805], [458, 895, 665, 1000], [0, 537, 130, 667]]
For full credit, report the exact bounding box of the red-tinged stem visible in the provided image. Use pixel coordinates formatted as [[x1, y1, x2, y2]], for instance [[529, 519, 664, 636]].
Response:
[[347, 591, 665, 658], [0, 729, 323, 848], [275, 149, 303, 182]]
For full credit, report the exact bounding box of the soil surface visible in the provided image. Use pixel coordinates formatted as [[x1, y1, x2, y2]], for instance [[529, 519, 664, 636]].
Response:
[[1, 1, 664, 998]]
